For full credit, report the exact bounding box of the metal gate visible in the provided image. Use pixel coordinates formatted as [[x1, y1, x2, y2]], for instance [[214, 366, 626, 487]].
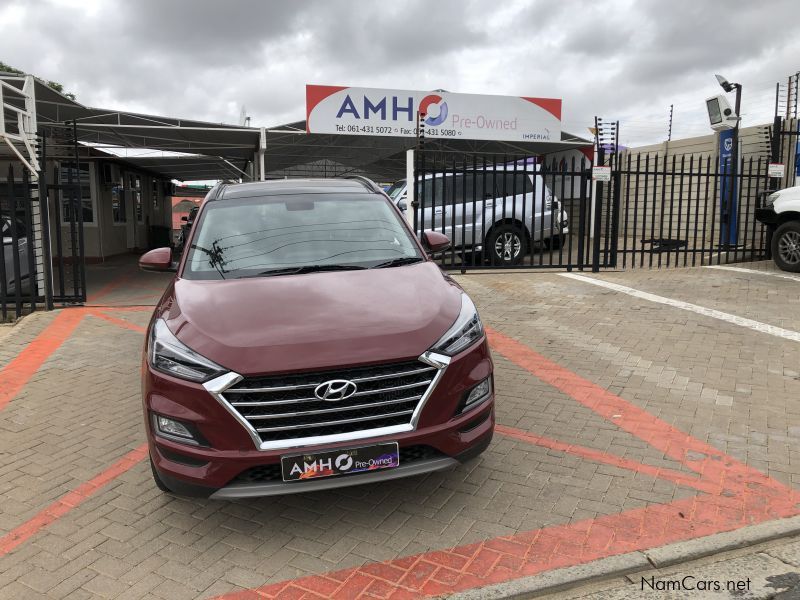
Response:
[[38, 123, 87, 305], [0, 165, 40, 320], [411, 150, 613, 271], [411, 145, 779, 272], [1, 124, 87, 319], [606, 151, 771, 269]]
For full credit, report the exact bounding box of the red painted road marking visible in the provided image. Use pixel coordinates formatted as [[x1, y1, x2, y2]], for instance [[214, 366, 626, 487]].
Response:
[[495, 424, 721, 495], [486, 326, 793, 498], [0, 444, 148, 557], [0, 310, 84, 411], [212, 494, 800, 600]]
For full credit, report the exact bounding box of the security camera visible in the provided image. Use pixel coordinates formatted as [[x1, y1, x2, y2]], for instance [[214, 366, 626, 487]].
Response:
[[715, 74, 735, 93], [706, 94, 738, 131]]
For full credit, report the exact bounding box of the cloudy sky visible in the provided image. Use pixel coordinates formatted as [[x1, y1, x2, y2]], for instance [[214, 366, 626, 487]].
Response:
[[2, 0, 798, 146]]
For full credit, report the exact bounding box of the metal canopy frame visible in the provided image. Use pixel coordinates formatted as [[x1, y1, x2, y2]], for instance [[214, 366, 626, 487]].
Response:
[[2, 73, 592, 182], [0, 74, 40, 176]]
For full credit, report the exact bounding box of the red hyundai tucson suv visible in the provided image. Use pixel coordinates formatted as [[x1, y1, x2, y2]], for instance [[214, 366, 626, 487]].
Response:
[[139, 177, 494, 498]]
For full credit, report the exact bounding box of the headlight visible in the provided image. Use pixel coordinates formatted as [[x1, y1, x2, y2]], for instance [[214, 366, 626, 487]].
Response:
[[766, 192, 779, 206], [148, 319, 226, 382], [431, 294, 484, 355]]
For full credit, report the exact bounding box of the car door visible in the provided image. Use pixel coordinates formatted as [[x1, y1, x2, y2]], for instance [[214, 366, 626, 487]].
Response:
[[416, 175, 440, 236]]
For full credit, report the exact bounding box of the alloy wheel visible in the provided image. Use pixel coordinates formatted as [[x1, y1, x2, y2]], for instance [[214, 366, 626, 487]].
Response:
[[494, 232, 521, 262], [778, 230, 800, 266]]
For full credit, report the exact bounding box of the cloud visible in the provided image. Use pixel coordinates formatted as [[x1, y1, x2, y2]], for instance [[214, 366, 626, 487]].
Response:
[[1, 0, 798, 148]]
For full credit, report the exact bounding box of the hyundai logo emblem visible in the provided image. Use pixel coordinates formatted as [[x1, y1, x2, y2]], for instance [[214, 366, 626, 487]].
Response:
[[314, 379, 358, 401]]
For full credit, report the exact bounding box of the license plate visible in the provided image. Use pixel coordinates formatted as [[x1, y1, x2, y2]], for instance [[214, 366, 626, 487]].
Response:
[[281, 442, 399, 482]]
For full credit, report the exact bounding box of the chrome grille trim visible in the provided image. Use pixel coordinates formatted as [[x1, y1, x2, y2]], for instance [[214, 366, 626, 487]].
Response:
[[243, 395, 423, 419], [229, 379, 431, 407], [255, 409, 415, 433], [224, 365, 437, 394], [203, 352, 451, 451]]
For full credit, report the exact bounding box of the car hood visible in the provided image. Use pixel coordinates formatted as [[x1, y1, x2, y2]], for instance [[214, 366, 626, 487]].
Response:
[[162, 262, 462, 375]]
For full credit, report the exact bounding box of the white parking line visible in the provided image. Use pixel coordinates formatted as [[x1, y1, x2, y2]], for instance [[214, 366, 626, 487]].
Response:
[[560, 273, 800, 343], [704, 265, 800, 283]]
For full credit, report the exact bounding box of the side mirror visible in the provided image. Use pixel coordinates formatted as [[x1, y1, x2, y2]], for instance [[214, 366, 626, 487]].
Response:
[[181, 216, 188, 222], [422, 230, 451, 253], [139, 247, 175, 272], [397, 199, 408, 212]]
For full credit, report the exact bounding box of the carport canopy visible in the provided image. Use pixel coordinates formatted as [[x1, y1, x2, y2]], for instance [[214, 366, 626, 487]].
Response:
[[2, 74, 592, 182]]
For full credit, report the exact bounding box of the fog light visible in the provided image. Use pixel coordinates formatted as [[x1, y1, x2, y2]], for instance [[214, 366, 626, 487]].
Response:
[[154, 414, 198, 444], [460, 377, 492, 413]]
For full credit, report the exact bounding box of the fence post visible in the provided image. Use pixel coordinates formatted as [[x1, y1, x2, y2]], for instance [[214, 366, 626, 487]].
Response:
[[37, 130, 54, 310], [592, 146, 605, 272]]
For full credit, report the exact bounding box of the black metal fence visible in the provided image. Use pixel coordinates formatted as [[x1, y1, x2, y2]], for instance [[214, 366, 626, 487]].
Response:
[[411, 149, 774, 272], [1, 166, 39, 320], [412, 151, 602, 271], [608, 152, 771, 269], [1, 125, 87, 319]]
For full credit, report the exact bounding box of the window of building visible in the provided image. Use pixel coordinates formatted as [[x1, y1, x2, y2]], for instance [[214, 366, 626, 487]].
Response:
[[59, 162, 94, 224], [132, 175, 143, 223], [112, 184, 126, 224]]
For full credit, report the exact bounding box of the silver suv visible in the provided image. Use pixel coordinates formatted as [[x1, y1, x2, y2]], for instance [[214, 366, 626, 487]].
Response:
[[386, 168, 569, 265]]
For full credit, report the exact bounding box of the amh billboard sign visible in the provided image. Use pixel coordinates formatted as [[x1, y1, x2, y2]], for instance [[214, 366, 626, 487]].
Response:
[[306, 85, 562, 143]]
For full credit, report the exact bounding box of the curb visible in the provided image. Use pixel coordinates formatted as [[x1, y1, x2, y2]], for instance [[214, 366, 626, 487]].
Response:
[[450, 515, 800, 599]]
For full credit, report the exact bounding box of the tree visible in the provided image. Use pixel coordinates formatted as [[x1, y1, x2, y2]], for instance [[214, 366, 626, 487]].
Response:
[[0, 61, 76, 100]]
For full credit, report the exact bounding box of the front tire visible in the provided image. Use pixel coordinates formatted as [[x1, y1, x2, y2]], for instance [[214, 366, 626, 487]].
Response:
[[772, 222, 800, 273], [487, 224, 526, 266]]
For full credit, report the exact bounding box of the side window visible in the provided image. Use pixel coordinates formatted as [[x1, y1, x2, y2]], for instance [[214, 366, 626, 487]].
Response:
[[493, 174, 534, 197], [16, 219, 27, 239], [463, 172, 486, 202], [418, 177, 443, 208], [431, 175, 459, 207]]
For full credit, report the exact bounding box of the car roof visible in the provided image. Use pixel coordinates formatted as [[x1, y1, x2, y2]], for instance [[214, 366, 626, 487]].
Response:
[[214, 178, 382, 200]]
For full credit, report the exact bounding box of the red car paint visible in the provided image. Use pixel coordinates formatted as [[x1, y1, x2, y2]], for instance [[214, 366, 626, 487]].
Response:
[[141, 179, 494, 497]]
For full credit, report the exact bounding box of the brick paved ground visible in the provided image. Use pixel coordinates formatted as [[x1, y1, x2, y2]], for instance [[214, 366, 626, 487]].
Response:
[[0, 257, 798, 598]]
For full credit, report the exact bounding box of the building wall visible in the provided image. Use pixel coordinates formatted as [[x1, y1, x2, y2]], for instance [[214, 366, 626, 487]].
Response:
[[608, 123, 779, 248], [1, 156, 173, 262]]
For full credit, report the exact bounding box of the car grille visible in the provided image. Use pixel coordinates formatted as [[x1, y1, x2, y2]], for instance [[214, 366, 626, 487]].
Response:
[[232, 445, 446, 484], [220, 360, 439, 444]]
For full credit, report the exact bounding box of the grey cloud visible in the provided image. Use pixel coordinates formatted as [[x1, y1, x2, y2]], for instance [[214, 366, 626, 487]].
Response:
[[1, 0, 797, 147]]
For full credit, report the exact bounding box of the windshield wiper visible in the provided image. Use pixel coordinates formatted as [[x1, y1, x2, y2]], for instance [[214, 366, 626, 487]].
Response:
[[371, 257, 424, 269], [240, 264, 368, 278]]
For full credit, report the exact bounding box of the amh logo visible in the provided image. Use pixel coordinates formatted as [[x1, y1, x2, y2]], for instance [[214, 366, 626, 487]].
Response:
[[418, 94, 448, 127], [333, 92, 449, 125]]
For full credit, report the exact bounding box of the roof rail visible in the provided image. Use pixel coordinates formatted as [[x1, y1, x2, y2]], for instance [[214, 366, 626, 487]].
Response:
[[205, 182, 228, 201], [342, 175, 382, 193]]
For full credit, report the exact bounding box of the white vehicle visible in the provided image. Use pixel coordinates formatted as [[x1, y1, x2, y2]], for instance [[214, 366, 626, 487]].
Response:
[[756, 185, 800, 272], [386, 168, 569, 266]]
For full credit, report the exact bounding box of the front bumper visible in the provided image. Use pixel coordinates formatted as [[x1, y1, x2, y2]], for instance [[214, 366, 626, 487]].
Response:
[[143, 338, 495, 498], [755, 207, 779, 226]]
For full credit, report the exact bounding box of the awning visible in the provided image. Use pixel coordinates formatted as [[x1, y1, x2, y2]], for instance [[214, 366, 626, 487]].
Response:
[[2, 74, 593, 183], [118, 155, 249, 181]]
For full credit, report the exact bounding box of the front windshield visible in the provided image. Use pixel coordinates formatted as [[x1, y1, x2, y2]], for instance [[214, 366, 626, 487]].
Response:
[[183, 193, 423, 280], [385, 180, 406, 200]]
